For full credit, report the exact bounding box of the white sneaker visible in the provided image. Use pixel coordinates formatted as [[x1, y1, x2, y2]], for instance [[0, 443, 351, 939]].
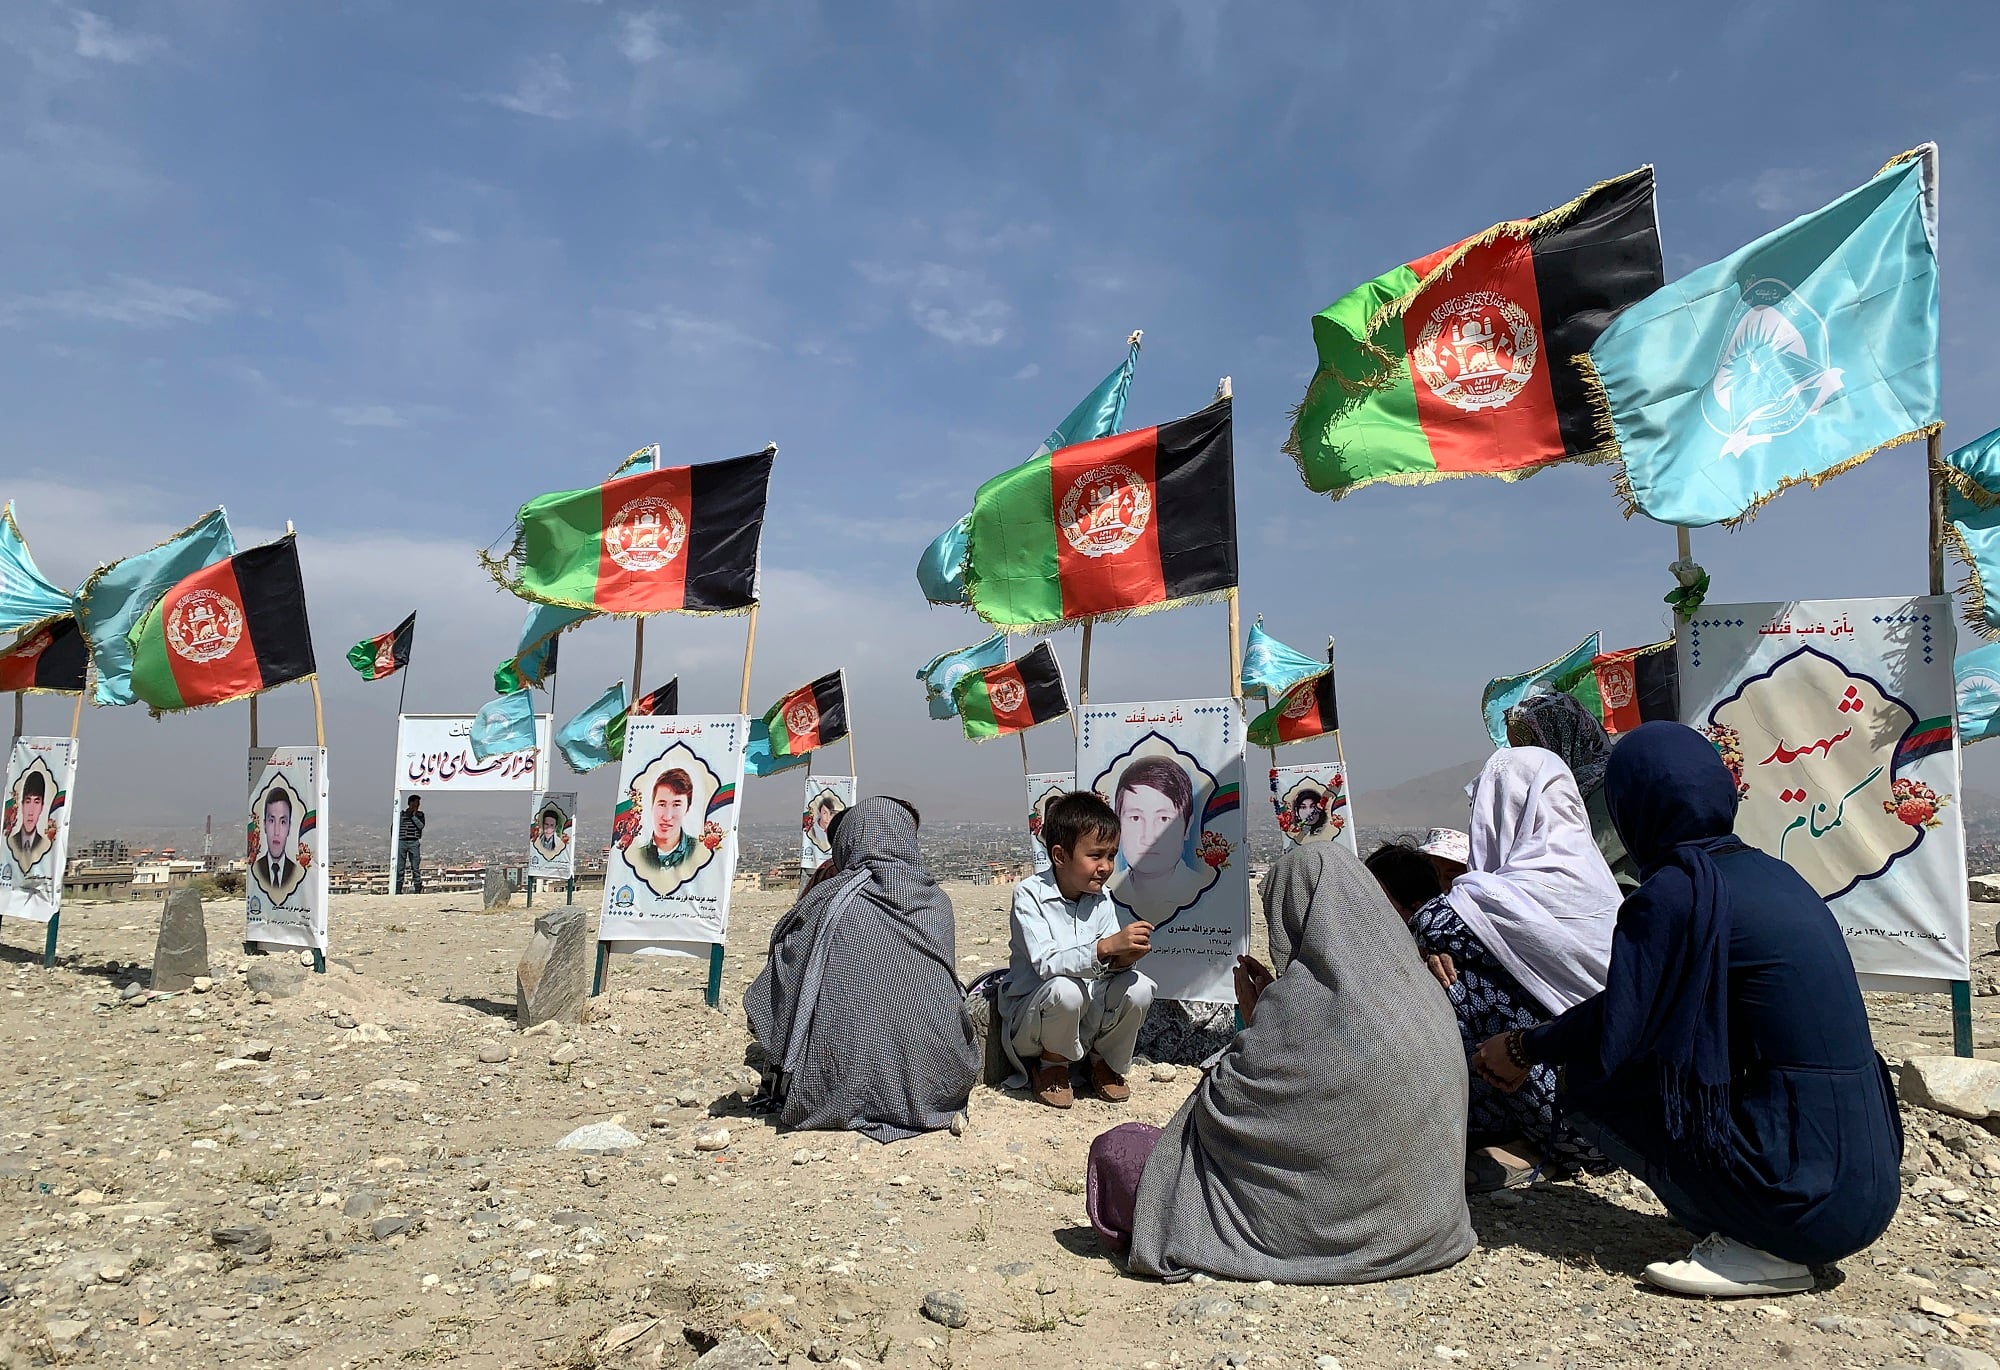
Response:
[[1642, 1233, 1813, 1297]]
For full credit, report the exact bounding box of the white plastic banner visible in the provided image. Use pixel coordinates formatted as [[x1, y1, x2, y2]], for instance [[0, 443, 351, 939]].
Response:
[[1078, 698, 1248, 1004], [599, 715, 747, 948], [393, 713, 550, 793], [1270, 759, 1359, 857], [799, 775, 856, 890], [528, 790, 578, 881], [0, 736, 78, 922], [1679, 597, 1968, 983], [247, 746, 329, 953]]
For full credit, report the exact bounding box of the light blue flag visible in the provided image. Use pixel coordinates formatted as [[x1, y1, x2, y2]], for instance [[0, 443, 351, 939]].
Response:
[[497, 601, 591, 693], [0, 503, 72, 633], [555, 681, 628, 774], [1957, 642, 2000, 746], [744, 716, 810, 777], [1944, 426, 2000, 637], [75, 507, 236, 707], [470, 689, 538, 760], [918, 632, 1008, 720], [916, 340, 1140, 604], [1240, 620, 1325, 700], [1587, 147, 1939, 527], [606, 443, 660, 480], [1481, 632, 1601, 749]]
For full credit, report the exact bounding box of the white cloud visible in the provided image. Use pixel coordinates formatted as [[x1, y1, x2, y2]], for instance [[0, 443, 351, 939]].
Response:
[[853, 261, 1013, 347], [477, 55, 576, 120], [0, 276, 232, 328], [621, 306, 775, 358], [1012, 363, 1039, 381], [413, 225, 465, 246], [328, 403, 447, 429], [617, 11, 672, 63], [69, 9, 167, 65]]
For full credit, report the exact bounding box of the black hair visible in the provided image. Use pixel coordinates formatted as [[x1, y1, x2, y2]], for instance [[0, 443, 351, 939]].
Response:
[[21, 772, 45, 801], [885, 797, 920, 830], [1044, 791, 1118, 858], [1363, 839, 1443, 914], [825, 808, 848, 848]]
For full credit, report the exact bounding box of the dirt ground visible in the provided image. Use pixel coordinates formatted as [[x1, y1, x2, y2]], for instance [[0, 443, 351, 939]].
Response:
[[2, 882, 1999, 1370]]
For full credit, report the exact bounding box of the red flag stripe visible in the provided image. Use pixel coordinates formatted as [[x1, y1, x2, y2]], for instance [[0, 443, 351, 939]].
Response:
[[594, 466, 693, 613], [1051, 425, 1166, 619]]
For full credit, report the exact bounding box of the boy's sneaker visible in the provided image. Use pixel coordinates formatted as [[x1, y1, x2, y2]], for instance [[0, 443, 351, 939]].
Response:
[[1090, 1056, 1130, 1103], [1031, 1059, 1073, 1109]]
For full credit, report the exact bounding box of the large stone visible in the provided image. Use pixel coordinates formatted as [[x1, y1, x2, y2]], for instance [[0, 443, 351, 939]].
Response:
[[555, 1122, 642, 1152], [245, 960, 306, 999], [483, 866, 512, 910], [516, 905, 589, 1029], [150, 888, 210, 993], [1973, 874, 2000, 905], [1901, 1056, 2000, 1120]]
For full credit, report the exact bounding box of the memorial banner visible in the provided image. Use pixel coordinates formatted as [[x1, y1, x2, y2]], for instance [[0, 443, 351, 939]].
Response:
[[1024, 770, 1076, 868], [799, 775, 856, 889], [0, 736, 77, 922], [395, 714, 551, 793], [1270, 761, 1359, 857], [528, 790, 578, 881], [247, 747, 329, 953], [600, 714, 746, 947], [1679, 597, 1967, 982], [1078, 698, 1247, 1004]]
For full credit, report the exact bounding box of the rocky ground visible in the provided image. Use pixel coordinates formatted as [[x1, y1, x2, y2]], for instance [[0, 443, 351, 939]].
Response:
[[2, 886, 2000, 1370]]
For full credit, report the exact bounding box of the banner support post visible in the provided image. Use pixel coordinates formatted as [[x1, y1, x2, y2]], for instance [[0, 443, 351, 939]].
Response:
[[738, 603, 760, 714], [706, 942, 724, 1008]]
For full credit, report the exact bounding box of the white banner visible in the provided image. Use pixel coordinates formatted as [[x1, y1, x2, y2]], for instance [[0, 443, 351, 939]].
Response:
[[0, 736, 78, 922], [1024, 771, 1075, 868], [247, 747, 329, 953], [1679, 597, 1968, 983], [394, 713, 550, 793], [599, 715, 747, 947], [1270, 759, 1359, 857], [1078, 699, 1248, 1004], [799, 775, 856, 890], [528, 790, 578, 881]]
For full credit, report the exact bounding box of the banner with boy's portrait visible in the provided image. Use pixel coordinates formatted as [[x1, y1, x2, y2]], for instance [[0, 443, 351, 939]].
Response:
[[799, 775, 856, 890], [0, 736, 78, 922], [1024, 771, 1075, 868], [600, 715, 746, 947], [246, 747, 329, 952], [1078, 699, 1247, 1004], [1270, 762, 1358, 857], [528, 790, 578, 881]]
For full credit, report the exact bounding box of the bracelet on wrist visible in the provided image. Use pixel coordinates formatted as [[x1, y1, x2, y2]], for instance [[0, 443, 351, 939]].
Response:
[[1503, 1030, 1530, 1070]]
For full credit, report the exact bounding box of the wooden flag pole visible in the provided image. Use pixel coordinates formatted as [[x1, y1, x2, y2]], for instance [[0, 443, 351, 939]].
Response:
[[249, 695, 260, 750], [845, 727, 857, 777], [1931, 424, 1972, 1058], [1227, 588, 1243, 699], [738, 603, 760, 714], [1018, 730, 1032, 777], [310, 678, 326, 749], [68, 691, 81, 739], [1078, 621, 1093, 706], [632, 618, 646, 709]]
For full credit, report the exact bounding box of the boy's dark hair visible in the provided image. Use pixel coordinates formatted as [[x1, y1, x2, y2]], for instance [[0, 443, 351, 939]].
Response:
[[886, 797, 920, 829], [1043, 791, 1119, 857], [1363, 839, 1443, 913]]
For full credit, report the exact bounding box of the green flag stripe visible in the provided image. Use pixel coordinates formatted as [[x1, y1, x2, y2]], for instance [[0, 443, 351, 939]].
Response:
[[1288, 263, 1436, 490], [128, 602, 187, 711], [956, 672, 1000, 739], [515, 486, 607, 606], [966, 456, 1061, 626]]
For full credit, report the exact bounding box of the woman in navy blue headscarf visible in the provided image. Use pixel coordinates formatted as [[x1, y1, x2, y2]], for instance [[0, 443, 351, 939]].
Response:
[[1472, 722, 1901, 1298]]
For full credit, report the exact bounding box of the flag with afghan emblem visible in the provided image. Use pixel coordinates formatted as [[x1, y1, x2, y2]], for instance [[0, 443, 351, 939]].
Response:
[[0, 616, 87, 695], [495, 601, 586, 693], [1249, 670, 1339, 747], [346, 611, 415, 682], [762, 670, 848, 760], [918, 632, 1008, 720], [481, 449, 773, 615], [0, 503, 71, 634], [632, 677, 678, 717], [127, 534, 316, 715], [1286, 169, 1662, 500], [952, 642, 1069, 741], [77, 507, 236, 707], [744, 716, 810, 778], [966, 397, 1235, 629], [1577, 639, 1680, 736]]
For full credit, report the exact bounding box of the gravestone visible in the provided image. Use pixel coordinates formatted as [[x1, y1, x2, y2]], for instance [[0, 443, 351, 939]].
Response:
[[483, 866, 511, 910], [517, 905, 589, 1028], [150, 888, 210, 992]]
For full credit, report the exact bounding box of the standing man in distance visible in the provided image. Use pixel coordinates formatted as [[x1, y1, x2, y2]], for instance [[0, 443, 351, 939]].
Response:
[[397, 795, 426, 894]]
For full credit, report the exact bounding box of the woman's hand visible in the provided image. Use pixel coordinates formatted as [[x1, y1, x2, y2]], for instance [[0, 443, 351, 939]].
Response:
[[1233, 954, 1275, 1026], [1472, 1031, 1532, 1093], [1424, 951, 1457, 990]]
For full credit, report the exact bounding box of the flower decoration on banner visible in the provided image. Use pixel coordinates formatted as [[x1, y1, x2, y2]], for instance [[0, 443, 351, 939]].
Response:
[[1274, 809, 1297, 838], [297, 844, 314, 872], [1666, 557, 1710, 617], [700, 820, 726, 852], [1703, 723, 1749, 799], [1885, 777, 1949, 830], [246, 818, 262, 863], [611, 801, 642, 852], [1197, 831, 1233, 871]]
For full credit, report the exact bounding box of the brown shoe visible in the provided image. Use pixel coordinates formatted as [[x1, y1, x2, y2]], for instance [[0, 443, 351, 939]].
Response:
[[1031, 1058, 1073, 1109], [1090, 1056, 1130, 1103]]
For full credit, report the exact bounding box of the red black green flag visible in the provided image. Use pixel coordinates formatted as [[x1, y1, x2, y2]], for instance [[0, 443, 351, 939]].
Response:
[[966, 398, 1235, 629], [763, 670, 848, 759], [481, 449, 774, 616], [632, 677, 679, 717], [1250, 670, 1339, 746], [952, 642, 1069, 741], [346, 611, 415, 682], [0, 616, 87, 695], [127, 535, 317, 714], [1577, 639, 1679, 736]]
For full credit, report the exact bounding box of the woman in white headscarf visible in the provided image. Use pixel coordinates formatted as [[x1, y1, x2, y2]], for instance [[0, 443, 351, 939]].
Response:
[[1407, 746, 1623, 1188]]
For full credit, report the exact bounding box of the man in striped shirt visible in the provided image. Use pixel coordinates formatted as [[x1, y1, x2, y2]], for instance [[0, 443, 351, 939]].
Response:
[[396, 796, 426, 894]]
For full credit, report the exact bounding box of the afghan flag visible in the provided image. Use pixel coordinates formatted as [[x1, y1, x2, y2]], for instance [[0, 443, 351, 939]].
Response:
[[482, 448, 773, 615], [966, 398, 1235, 629], [1286, 169, 1663, 500], [346, 611, 414, 682], [0, 616, 88, 695], [127, 535, 316, 714], [1575, 639, 1679, 736], [952, 642, 1069, 741], [763, 670, 848, 759], [1250, 670, 1339, 746], [632, 677, 678, 717], [494, 601, 586, 694]]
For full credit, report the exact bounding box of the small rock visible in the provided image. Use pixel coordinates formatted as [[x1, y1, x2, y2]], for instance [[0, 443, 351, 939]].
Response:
[[136, 1081, 165, 1101], [1902, 1057, 2000, 1121], [582, 1168, 608, 1188], [97, 1263, 130, 1284], [334, 1013, 358, 1030], [477, 1043, 509, 1065], [556, 1122, 643, 1152], [211, 1225, 272, 1255], [649, 1105, 675, 1130], [369, 1216, 416, 1241], [808, 1340, 840, 1363], [692, 1337, 776, 1369], [120, 981, 145, 1001], [347, 1021, 391, 1043], [44, 1320, 90, 1344], [192, 975, 213, 993], [242, 1039, 274, 1062], [921, 1289, 969, 1329], [343, 1193, 379, 1219], [1926, 1347, 2000, 1370], [693, 1125, 732, 1153], [950, 1111, 967, 1137], [252, 990, 272, 1005], [1316, 1359, 1343, 1370], [246, 961, 306, 999], [549, 1042, 580, 1066], [1150, 1063, 1179, 1083], [792, 1148, 812, 1166], [365, 1079, 423, 1097]]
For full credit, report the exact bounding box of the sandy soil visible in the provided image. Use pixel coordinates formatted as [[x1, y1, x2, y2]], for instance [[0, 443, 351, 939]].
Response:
[[1, 883, 1999, 1370]]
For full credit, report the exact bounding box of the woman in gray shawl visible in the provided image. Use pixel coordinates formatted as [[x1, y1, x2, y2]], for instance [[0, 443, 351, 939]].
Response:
[[744, 798, 978, 1142], [1108, 842, 1475, 1283]]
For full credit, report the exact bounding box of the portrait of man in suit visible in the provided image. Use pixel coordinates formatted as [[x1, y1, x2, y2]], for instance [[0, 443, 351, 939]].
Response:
[[251, 781, 306, 906]]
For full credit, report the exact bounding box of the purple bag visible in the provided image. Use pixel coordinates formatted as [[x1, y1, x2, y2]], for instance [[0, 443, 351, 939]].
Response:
[[1085, 1121, 1163, 1254]]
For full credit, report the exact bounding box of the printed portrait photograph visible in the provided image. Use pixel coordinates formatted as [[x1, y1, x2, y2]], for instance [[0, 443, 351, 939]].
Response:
[[1090, 737, 1222, 929], [1275, 774, 1344, 846], [532, 798, 573, 861], [248, 773, 310, 909], [618, 741, 724, 901], [4, 756, 60, 876], [802, 786, 848, 856]]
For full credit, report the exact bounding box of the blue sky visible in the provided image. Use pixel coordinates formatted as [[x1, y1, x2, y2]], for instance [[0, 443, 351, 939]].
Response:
[[4, 0, 1998, 834]]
